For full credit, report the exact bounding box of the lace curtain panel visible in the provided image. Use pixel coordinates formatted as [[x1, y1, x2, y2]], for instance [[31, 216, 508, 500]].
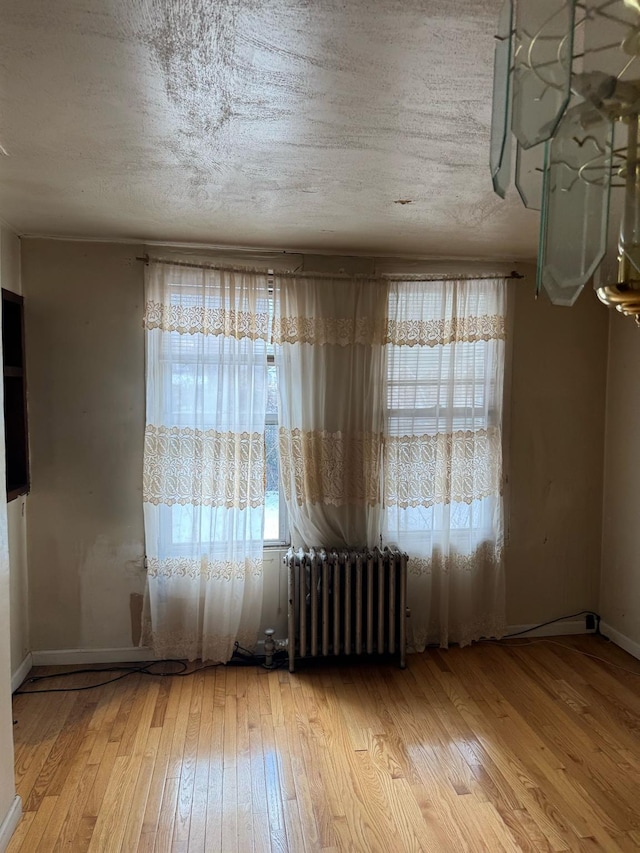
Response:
[[141, 261, 506, 658], [273, 275, 390, 549], [383, 278, 507, 649], [142, 261, 270, 662]]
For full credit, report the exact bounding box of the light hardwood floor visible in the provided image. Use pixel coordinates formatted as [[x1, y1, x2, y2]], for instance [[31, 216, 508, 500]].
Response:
[[6, 635, 640, 852]]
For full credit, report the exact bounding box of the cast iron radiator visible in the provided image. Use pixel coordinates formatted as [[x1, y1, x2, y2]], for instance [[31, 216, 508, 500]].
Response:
[[285, 546, 408, 672]]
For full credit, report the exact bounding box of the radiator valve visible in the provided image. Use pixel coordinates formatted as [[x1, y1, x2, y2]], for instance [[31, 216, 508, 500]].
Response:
[[264, 628, 276, 667]]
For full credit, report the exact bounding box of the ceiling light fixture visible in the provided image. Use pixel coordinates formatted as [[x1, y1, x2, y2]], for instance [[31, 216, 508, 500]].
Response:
[[491, 0, 640, 321]]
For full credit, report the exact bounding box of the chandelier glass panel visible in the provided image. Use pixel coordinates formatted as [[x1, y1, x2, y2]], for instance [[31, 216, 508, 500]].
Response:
[[491, 0, 640, 319]]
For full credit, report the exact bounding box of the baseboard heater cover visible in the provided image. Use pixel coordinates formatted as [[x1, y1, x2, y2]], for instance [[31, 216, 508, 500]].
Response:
[[286, 546, 408, 672]]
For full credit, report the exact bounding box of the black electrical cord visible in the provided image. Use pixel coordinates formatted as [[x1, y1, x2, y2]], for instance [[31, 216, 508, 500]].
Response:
[[13, 642, 288, 695], [500, 609, 601, 640], [14, 660, 206, 694], [14, 611, 603, 695]]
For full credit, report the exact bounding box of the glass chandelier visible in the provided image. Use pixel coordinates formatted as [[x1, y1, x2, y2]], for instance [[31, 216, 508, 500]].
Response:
[[491, 0, 640, 321]]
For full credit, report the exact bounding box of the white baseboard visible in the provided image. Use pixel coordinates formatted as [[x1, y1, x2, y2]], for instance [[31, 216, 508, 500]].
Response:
[[599, 622, 640, 661], [31, 647, 156, 666], [504, 619, 592, 639], [30, 625, 593, 667], [24, 621, 601, 668], [0, 796, 22, 853], [11, 653, 32, 693]]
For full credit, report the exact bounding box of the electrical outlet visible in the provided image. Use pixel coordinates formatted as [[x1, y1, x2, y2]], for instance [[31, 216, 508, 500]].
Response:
[[586, 614, 596, 631]]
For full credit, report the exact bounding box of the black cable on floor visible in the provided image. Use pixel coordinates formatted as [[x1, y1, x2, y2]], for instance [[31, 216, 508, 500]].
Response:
[[501, 609, 600, 639], [13, 643, 288, 695], [15, 611, 603, 694]]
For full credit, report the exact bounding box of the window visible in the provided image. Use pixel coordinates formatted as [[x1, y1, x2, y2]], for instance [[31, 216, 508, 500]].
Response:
[[384, 282, 504, 543], [2, 289, 29, 501], [158, 283, 288, 552], [265, 343, 289, 545], [151, 269, 501, 555]]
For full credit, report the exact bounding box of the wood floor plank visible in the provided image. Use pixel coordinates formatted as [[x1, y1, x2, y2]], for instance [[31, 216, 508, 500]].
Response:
[[14, 691, 77, 806], [427, 650, 593, 848], [354, 750, 428, 852], [140, 715, 176, 839], [107, 674, 140, 746], [166, 676, 193, 781], [291, 678, 339, 850], [51, 762, 100, 853], [12, 796, 58, 853], [172, 671, 203, 847], [220, 670, 239, 853], [35, 730, 96, 851], [261, 711, 287, 850], [248, 724, 273, 853], [317, 681, 418, 852], [4, 811, 35, 853], [82, 739, 121, 822], [7, 637, 640, 853], [87, 681, 159, 852], [279, 679, 320, 853], [187, 669, 215, 853], [236, 673, 254, 853], [204, 672, 226, 852], [473, 647, 636, 843], [409, 781, 473, 852], [294, 677, 344, 848], [155, 775, 180, 852], [120, 725, 162, 852], [85, 682, 127, 769]]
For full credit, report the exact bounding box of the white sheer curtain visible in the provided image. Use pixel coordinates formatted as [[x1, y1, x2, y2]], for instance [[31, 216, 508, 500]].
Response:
[[383, 277, 507, 649], [273, 274, 389, 549], [142, 261, 270, 662]]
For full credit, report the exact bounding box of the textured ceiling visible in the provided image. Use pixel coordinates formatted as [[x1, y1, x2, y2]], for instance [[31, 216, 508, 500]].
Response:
[[0, 0, 539, 259]]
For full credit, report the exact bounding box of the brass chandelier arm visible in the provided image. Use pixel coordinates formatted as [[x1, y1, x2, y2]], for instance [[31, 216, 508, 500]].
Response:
[[596, 282, 640, 321]]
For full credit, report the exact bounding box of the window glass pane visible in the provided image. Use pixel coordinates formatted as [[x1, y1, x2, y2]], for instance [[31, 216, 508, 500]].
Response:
[[386, 337, 499, 434], [385, 281, 504, 538], [265, 423, 280, 541], [161, 333, 268, 430], [168, 504, 264, 550], [266, 364, 278, 415]]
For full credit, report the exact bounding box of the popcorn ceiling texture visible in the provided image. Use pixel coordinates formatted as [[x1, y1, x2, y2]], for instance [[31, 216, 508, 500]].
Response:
[[0, 0, 538, 258]]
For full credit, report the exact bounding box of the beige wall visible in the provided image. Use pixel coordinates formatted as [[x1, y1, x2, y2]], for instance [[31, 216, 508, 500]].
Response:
[[7, 497, 27, 676], [600, 310, 640, 647], [0, 227, 19, 845], [21, 240, 610, 653], [2, 227, 30, 679], [23, 240, 146, 652], [506, 272, 608, 626]]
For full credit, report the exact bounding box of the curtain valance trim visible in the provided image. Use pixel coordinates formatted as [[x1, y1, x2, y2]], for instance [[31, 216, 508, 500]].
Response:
[[272, 314, 506, 347], [144, 300, 271, 340], [386, 314, 506, 346], [272, 315, 388, 347], [146, 304, 505, 345]]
